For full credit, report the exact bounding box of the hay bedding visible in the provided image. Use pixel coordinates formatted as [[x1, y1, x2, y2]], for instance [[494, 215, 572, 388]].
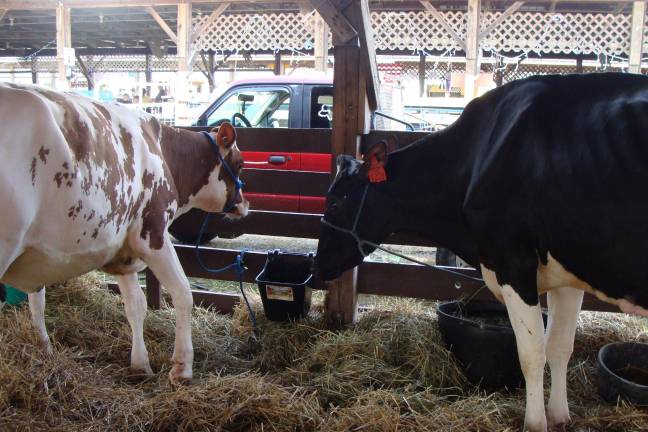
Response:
[[1, 275, 648, 432]]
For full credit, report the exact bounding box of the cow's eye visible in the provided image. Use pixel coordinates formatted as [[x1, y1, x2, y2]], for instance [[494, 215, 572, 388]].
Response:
[[328, 201, 339, 213]]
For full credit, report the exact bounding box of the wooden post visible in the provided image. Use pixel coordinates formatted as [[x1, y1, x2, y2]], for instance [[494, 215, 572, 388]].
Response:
[[55, 3, 71, 90], [145, 269, 161, 310], [145, 53, 153, 83], [576, 56, 584, 73], [629, 1, 646, 74], [31, 55, 38, 84], [176, 2, 192, 124], [464, 0, 481, 99], [76, 54, 94, 90], [274, 52, 282, 75], [418, 52, 426, 97], [313, 11, 329, 72], [176, 3, 192, 73], [314, 0, 379, 326]]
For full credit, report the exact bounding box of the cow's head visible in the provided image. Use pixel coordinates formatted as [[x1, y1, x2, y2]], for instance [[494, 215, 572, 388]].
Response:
[[315, 140, 398, 281], [195, 122, 249, 219]]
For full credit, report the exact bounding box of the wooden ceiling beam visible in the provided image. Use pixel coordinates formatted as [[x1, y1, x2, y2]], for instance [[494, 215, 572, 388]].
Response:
[[309, 0, 357, 45], [0, 0, 292, 10], [145, 6, 177, 43]]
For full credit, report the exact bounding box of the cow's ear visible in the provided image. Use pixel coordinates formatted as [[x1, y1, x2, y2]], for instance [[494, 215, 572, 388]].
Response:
[[362, 141, 388, 183], [215, 122, 237, 149]]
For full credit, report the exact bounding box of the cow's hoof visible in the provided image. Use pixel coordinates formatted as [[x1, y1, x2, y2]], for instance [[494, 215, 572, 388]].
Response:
[[548, 422, 568, 432], [169, 363, 192, 386], [126, 367, 154, 383]]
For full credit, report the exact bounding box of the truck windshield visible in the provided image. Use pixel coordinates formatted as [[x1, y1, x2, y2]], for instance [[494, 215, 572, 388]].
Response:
[[207, 88, 290, 128]]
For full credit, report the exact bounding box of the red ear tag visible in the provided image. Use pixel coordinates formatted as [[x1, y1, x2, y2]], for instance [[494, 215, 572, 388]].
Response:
[[367, 155, 387, 183]]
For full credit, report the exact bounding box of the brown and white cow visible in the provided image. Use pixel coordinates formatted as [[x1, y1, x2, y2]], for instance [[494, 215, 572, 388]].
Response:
[[0, 82, 248, 384]]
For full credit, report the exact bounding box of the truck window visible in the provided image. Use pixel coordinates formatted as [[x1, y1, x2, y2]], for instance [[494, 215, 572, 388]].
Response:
[[207, 88, 291, 128], [310, 86, 333, 128]]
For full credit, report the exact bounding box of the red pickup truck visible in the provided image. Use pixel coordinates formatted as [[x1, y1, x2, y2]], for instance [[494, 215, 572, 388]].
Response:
[[193, 76, 334, 214]]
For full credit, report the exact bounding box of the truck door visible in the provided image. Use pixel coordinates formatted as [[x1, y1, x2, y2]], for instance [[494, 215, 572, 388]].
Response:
[[300, 84, 334, 213], [201, 84, 301, 212]]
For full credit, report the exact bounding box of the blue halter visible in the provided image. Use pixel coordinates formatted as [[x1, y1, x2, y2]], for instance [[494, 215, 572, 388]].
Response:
[[201, 131, 244, 213]]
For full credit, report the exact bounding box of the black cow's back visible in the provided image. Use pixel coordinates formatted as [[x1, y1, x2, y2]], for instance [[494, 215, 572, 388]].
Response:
[[461, 73, 648, 307]]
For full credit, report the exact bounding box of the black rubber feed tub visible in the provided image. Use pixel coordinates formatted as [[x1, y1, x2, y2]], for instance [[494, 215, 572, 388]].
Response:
[[598, 342, 648, 405], [437, 300, 546, 390]]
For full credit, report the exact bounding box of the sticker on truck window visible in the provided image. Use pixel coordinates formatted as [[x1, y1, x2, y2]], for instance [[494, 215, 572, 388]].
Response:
[[265, 285, 294, 301]]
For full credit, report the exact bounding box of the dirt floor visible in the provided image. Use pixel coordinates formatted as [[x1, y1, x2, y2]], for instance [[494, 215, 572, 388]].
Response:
[[2, 274, 648, 432]]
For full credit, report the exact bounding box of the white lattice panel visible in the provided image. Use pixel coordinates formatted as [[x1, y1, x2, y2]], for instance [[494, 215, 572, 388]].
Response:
[[194, 12, 316, 52], [371, 11, 466, 52], [481, 12, 632, 56]]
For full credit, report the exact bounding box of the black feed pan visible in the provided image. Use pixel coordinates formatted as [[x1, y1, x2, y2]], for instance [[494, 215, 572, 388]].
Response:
[[437, 300, 547, 390], [598, 342, 648, 405]]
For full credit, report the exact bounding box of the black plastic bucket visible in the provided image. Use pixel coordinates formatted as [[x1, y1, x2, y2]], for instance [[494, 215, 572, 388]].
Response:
[[256, 250, 314, 322], [437, 300, 547, 390], [597, 342, 648, 405]]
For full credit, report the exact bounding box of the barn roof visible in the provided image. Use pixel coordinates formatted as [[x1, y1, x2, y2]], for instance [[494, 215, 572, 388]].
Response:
[[0, 1, 635, 57]]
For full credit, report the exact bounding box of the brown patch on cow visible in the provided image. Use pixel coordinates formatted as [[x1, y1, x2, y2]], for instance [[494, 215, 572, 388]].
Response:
[[54, 172, 63, 187], [92, 102, 111, 122], [142, 170, 155, 189], [67, 201, 82, 219], [159, 126, 220, 207], [38, 146, 50, 163], [119, 126, 136, 181], [91, 228, 99, 239], [31, 158, 37, 185], [87, 210, 95, 221], [140, 177, 176, 250]]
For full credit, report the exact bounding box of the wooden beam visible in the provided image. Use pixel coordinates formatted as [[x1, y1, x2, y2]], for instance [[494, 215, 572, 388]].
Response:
[[75, 53, 94, 90], [0, 0, 292, 9], [192, 2, 229, 43], [2, 0, 642, 11], [419, 0, 466, 51], [297, 0, 313, 15], [145, 6, 177, 44], [309, 0, 358, 46], [313, 11, 329, 72], [55, 3, 71, 90], [479, 1, 524, 41], [0, 9, 7, 23], [30, 55, 37, 84], [274, 52, 282, 75], [629, 1, 646, 73], [176, 2, 192, 72], [464, 0, 481, 98], [345, 0, 380, 111], [418, 52, 426, 97]]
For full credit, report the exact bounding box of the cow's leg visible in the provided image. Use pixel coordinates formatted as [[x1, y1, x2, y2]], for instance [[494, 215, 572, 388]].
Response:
[[141, 236, 193, 384], [501, 284, 547, 432], [117, 272, 153, 375], [28, 288, 52, 354], [545, 286, 583, 431]]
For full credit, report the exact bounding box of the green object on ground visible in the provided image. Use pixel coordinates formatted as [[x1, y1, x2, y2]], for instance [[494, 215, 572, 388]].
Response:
[[0, 284, 27, 306]]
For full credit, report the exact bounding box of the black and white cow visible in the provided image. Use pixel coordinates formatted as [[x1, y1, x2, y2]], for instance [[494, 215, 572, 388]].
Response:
[[315, 73, 648, 432]]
